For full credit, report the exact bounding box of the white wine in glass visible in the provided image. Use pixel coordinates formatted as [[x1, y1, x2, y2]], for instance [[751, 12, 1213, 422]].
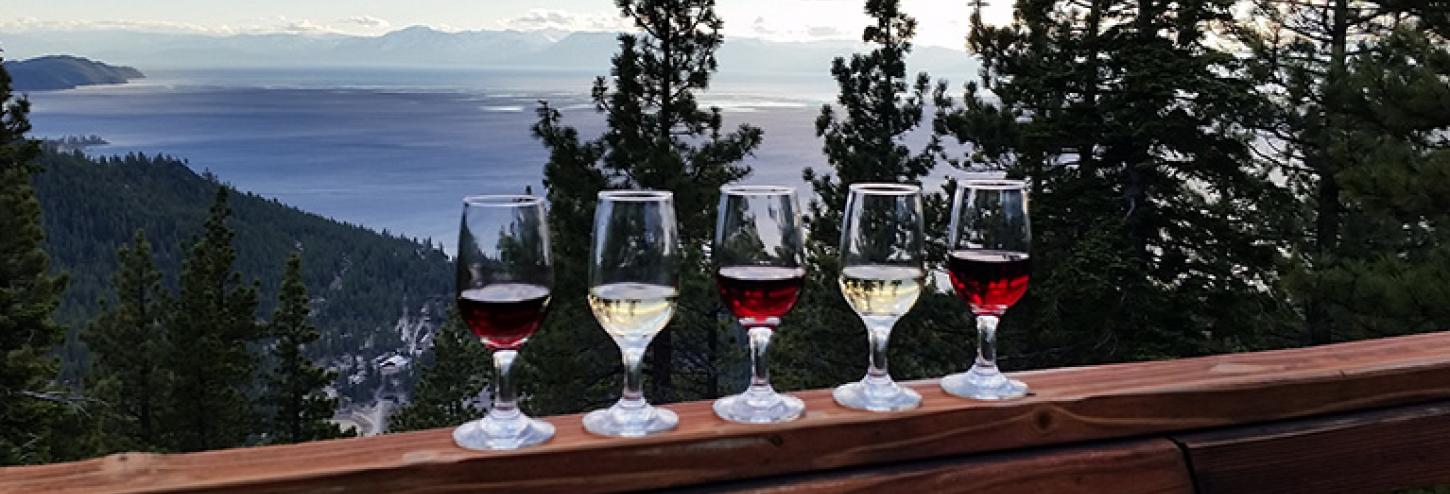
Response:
[[839, 265, 924, 318], [832, 183, 926, 412], [588, 283, 678, 341], [582, 190, 682, 437]]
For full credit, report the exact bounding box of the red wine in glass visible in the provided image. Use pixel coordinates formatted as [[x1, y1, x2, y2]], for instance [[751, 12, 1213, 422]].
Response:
[[947, 250, 1030, 316], [716, 265, 806, 322], [457, 283, 552, 350]]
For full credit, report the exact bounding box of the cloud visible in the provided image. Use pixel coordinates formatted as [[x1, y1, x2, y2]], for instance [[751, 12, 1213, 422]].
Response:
[[751, 17, 776, 36], [806, 26, 842, 38], [215, 16, 353, 36], [741, 17, 854, 43], [275, 19, 337, 34], [345, 15, 391, 29], [0, 18, 238, 35], [0, 15, 398, 37], [0, 16, 363, 36], [497, 9, 632, 33]]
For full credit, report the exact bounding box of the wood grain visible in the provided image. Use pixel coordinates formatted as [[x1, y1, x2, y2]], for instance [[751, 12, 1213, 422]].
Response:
[[690, 438, 1193, 494], [6, 332, 1450, 493], [1177, 400, 1450, 494]]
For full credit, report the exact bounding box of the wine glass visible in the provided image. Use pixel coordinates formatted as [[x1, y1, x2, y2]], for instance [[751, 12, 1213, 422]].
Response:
[[941, 180, 1032, 400], [832, 183, 925, 412], [453, 195, 555, 450], [712, 185, 807, 424], [582, 190, 681, 437]]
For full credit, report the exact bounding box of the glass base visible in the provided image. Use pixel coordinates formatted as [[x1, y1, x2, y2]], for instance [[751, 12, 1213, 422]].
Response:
[[713, 387, 805, 424], [833, 377, 922, 412], [941, 365, 1029, 400], [582, 401, 679, 437], [452, 414, 555, 451]]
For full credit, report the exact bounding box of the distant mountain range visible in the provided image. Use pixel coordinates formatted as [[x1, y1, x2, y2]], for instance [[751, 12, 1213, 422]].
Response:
[[0, 26, 978, 78], [3, 55, 144, 90]]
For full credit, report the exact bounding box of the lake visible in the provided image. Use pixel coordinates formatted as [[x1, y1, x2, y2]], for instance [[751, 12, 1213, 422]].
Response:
[[25, 66, 959, 250]]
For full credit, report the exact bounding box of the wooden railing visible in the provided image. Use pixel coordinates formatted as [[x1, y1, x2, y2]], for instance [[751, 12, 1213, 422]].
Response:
[[7, 332, 1450, 493]]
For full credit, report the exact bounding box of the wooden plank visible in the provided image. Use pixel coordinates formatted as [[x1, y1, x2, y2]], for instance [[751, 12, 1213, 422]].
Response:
[[7, 332, 1450, 493], [1176, 400, 1450, 494], [690, 438, 1193, 494]]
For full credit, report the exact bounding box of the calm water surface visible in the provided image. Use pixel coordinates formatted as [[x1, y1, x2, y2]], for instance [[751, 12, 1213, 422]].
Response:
[[26, 67, 958, 249]]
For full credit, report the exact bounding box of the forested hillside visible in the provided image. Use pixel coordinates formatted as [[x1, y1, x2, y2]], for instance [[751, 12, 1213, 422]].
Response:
[[3, 55, 143, 91], [30, 148, 452, 401]]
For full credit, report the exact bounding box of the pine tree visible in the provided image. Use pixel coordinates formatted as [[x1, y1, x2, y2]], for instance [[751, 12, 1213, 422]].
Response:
[[83, 229, 168, 450], [264, 252, 348, 443], [1241, 1, 1450, 344], [1321, 25, 1450, 338], [524, 109, 616, 415], [776, 0, 969, 391], [528, 0, 763, 410], [0, 53, 68, 465], [388, 315, 487, 432], [804, 0, 940, 255], [163, 187, 262, 451], [933, 0, 1292, 367]]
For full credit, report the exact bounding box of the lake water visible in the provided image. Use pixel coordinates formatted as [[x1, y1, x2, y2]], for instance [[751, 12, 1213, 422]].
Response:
[[25, 67, 959, 250]]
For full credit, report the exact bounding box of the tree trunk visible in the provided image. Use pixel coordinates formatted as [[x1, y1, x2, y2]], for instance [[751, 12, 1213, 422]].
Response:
[[1306, 172, 1338, 346], [140, 367, 153, 446], [1307, 0, 1350, 346], [1124, 0, 1155, 266], [138, 295, 155, 447]]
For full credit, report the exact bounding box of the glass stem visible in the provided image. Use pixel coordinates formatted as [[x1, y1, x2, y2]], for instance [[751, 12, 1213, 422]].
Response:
[[619, 347, 646, 408], [974, 315, 1000, 372], [489, 349, 520, 419], [747, 326, 773, 391], [865, 317, 896, 382]]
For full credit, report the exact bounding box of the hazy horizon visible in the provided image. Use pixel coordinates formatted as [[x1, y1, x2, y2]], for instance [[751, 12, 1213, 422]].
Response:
[[2, 0, 1010, 51]]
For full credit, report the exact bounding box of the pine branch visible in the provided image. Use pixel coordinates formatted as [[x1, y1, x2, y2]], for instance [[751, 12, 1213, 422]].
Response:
[[21, 390, 97, 412]]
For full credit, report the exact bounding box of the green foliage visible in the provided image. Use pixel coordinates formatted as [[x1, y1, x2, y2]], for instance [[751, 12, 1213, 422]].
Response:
[[527, 0, 762, 412], [23, 148, 449, 459], [779, 0, 969, 391], [0, 53, 68, 466], [804, 0, 940, 255], [162, 188, 264, 452], [1241, 1, 1450, 345], [934, 0, 1295, 368], [1287, 25, 1450, 341], [31, 149, 453, 403], [264, 253, 350, 443], [388, 315, 487, 432], [525, 105, 618, 415], [82, 230, 168, 451]]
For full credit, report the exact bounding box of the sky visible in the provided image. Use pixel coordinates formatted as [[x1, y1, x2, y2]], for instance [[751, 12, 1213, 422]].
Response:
[[1, 0, 1013, 49]]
